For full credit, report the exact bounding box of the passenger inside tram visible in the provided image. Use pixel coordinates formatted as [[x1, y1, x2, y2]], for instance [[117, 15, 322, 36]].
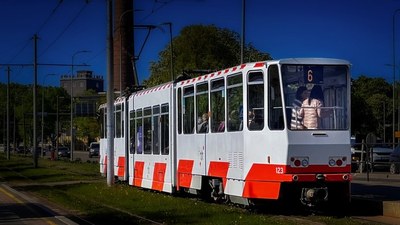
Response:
[[228, 110, 241, 131], [300, 85, 324, 129], [290, 86, 308, 129], [198, 113, 209, 133]]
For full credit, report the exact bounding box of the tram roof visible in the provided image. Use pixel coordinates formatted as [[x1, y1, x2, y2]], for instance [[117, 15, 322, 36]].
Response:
[[97, 58, 350, 108], [175, 57, 350, 87], [273, 58, 351, 66]]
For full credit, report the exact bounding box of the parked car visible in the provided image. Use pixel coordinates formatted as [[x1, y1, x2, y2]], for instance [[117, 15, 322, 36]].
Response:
[[351, 139, 393, 172], [16, 147, 29, 154], [389, 145, 400, 174], [57, 147, 70, 158], [351, 137, 364, 172], [371, 145, 393, 170], [29, 147, 46, 156], [88, 142, 99, 158]]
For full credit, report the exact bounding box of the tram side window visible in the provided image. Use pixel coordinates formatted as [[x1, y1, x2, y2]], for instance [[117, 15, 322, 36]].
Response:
[[183, 86, 195, 134], [161, 104, 169, 155], [196, 83, 209, 133], [177, 88, 182, 134], [227, 73, 243, 132], [153, 105, 160, 155], [211, 79, 225, 133], [115, 104, 122, 138], [268, 65, 284, 130], [130, 110, 135, 154], [136, 109, 143, 154], [247, 71, 264, 131], [104, 108, 107, 138], [100, 108, 105, 138], [143, 107, 152, 154], [121, 104, 124, 138]]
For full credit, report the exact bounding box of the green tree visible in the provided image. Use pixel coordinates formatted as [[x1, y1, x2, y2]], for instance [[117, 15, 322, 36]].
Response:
[[0, 83, 70, 148], [75, 117, 100, 150], [351, 76, 393, 141], [143, 25, 272, 87], [73, 89, 103, 150]]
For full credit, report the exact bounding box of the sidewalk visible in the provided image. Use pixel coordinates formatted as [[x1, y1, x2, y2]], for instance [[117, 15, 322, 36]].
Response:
[[352, 172, 400, 201], [351, 172, 400, 224]]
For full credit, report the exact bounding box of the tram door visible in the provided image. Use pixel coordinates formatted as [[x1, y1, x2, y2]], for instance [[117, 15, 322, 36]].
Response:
[[114, 101, 127, 180], [128, 98, 135, 186], [196, 82, 209, 175]]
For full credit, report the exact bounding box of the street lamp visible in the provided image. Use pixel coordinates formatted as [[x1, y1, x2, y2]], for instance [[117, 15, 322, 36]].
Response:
[[6, 66, 10, 160], [41, 73, 55, 157], [56, 96, 64, 160], [71, 50, 89, 161], [393, 9, 400, 149]]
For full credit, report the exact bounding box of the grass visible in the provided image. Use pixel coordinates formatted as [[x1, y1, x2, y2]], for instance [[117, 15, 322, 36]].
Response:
[[0, 154, 379, 225]]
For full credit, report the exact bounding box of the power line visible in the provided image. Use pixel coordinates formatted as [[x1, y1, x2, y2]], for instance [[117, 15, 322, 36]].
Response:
[[7, 38, 31, 64], [39, 1, 89, 57], [36, 0, 64, 35], [138, 0, 174, 22], [7, 1, 64, 64]]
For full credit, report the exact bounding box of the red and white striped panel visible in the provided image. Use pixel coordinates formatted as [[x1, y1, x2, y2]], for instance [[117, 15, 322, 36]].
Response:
[[176, 62, 265, 87], [176, 159, 351, 200], [133, 82, 172, 97], [132, 161, 170, 192]]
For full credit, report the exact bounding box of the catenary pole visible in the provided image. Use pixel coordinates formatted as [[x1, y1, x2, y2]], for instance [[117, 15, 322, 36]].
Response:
[[393, 9, 400, 149], [241, 0, 245, 64], [106, 0, 115, 186], [6, 67, 10, 160], [33, 34, 38, 168]]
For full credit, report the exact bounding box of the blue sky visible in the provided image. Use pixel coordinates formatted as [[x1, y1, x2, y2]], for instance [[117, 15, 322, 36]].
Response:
[[1, 0, 400, 88]]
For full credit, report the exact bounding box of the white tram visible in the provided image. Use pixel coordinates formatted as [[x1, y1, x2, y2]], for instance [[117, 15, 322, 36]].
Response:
[[99, 58, 351, 206]]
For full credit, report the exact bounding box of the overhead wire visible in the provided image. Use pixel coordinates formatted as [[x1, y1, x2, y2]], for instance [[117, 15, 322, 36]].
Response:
[[7, 0, 64, 64], [138, 0, 173, 22], [39, 1, 90, 58], [7, 38, 31, 64], [36, 0, 64, 35]]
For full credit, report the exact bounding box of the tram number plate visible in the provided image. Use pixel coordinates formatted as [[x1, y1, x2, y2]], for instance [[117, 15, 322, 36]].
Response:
[[275, 167, 284, 174]]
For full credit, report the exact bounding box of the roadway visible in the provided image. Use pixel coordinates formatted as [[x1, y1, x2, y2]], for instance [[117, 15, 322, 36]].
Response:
[[351, 172, 400, 225], [2, 156, 400, 224], [0, 150, 97, 225], [0, 183, 79, 225]]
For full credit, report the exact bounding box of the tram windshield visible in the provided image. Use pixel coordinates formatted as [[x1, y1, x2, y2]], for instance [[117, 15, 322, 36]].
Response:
[[281, 64, 349, 130]]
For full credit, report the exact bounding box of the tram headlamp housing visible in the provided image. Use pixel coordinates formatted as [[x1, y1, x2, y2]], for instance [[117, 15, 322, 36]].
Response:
[[301, 159, 309, 167], [290, 157, 309, 168], [328, 156, 346, 167]]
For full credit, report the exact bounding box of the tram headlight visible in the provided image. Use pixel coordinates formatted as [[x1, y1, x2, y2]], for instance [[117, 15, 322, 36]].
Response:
[[329, 159, 336, 167], [290, 157, 309, 167], [301, 159, 309, 167], [328, 156, 346, 167]]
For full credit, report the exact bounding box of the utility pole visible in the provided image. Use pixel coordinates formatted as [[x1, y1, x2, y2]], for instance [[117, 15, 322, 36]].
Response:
[[241, 0, 245, 64], [33, 34, 38, 168], [107, 0, 115, 186], [6, 66, 10, 160]]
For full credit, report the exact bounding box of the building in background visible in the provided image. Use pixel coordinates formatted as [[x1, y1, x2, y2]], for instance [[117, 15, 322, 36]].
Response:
[[60, 70, 103, 97], [60, 70, 104, 117]]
